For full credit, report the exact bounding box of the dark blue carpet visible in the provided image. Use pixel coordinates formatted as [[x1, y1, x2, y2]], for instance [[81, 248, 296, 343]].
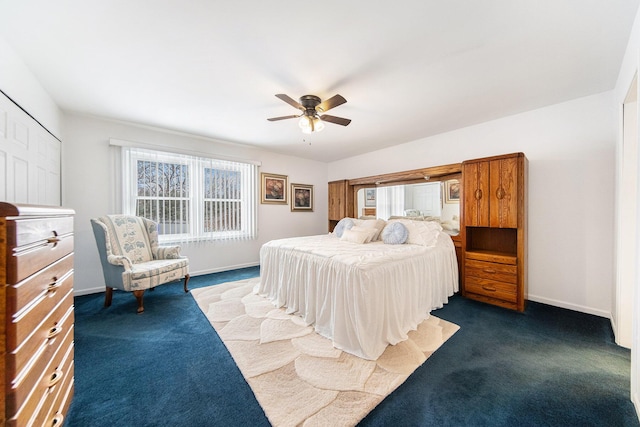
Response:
[[66, 267, 639, 426]]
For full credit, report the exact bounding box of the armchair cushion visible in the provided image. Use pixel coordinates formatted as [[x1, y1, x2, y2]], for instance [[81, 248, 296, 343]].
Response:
[[154, 245, 182, 260], [100, 215, 154, 263], [127, 258, 189, 291]]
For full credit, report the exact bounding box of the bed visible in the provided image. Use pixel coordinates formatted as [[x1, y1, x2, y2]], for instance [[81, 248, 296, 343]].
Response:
[[255, 218, 459, 360]]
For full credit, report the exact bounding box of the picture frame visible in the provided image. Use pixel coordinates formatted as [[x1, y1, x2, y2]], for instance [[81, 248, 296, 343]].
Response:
[[290, 183, 313, 212], [364, 188, 376, 207], [261, 172, 288, 204], [444, 179, 460, 204]]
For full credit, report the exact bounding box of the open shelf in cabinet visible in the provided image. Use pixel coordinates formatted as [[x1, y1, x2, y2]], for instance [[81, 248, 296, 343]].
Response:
[[465, 226, 517, 257]]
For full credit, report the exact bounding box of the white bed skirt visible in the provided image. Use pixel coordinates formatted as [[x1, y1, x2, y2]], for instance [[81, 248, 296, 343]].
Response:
[[255, 233, 459, 360]]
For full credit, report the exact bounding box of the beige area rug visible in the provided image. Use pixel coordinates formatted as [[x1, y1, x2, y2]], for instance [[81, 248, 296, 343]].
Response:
[[191, 277, 459, 427]]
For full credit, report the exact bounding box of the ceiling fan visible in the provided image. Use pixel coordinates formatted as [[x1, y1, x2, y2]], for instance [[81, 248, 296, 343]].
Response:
[[267, 94, 351, 133]]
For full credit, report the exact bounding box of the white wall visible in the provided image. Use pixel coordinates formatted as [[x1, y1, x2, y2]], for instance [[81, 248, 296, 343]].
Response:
[[62, 112, 329, 295], [330, 91, 617, 317], [0, 35, 62, 139]]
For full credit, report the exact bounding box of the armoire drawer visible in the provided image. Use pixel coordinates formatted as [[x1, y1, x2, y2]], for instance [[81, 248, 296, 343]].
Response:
[[464, 276, 517, 303], [465, 259, 517, 284]]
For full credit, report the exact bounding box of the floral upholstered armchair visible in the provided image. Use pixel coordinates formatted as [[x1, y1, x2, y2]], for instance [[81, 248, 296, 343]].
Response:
[[91, 215, 190, 313]]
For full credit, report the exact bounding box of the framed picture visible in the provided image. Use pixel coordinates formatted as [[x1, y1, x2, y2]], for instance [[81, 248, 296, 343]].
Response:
[[364, 188, 376, 207], [261, 173, 288, 204], [445, 179, 460, 204], [291, 183, 313, 211]]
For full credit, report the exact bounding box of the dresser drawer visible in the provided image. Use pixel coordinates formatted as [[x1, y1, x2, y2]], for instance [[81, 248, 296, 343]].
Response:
[[8, 216, 74, 248], [23, 349, 74, 427], [465, 259, 517, 284], [6, 320, 74, 424], [465, 276, 517, 303], [8, 234, 74, 284], [7, 273, 73, 352], [7, 299, 74, 382], [43, 366, 74, 427], [8, 252, 74, 315]]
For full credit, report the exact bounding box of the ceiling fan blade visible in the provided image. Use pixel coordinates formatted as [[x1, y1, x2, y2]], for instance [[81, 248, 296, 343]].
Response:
[[267, 114, 300, 121], [275, 94, 304, 111], [320, 114, 351, 126], [317, 94, 347, 113]]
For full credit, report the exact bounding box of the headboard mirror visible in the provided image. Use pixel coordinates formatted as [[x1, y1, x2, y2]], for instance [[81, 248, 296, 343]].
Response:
[[349, 163, 462, 236]]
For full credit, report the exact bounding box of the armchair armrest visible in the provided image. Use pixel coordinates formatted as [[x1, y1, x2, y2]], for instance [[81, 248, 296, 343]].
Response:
[[107, 254, 134, 270], [154, 245, 182, 260]]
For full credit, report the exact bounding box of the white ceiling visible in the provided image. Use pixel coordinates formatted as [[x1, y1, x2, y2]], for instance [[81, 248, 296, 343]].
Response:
[[0, 1, 638, 162]]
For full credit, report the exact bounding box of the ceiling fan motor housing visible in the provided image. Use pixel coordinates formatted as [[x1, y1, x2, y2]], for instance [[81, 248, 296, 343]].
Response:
[[300, 95, 321, 116]]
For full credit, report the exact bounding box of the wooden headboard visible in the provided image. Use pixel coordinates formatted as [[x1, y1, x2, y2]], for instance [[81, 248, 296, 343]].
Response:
[[362, 208, 376, 216]]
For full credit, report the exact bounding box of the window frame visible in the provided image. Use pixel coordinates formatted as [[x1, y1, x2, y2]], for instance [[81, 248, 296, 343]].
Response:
[[123, 147, 257, 243]]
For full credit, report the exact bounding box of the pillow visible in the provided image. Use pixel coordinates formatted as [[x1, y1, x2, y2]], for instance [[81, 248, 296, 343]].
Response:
[[349, 225, 378, 243], [333, 218, 355, 238], [340, 228, 371, 244], [441, 221, 458, 231], [390, 219, 442, 247], [356, 218, 386, 241], [381, 222, 408, 244]]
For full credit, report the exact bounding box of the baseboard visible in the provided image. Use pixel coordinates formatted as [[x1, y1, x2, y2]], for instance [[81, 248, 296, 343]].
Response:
[[527, 293, 611, 319], [610, 315, 621, 345], [73, 262, 260, 296], [188, 261, 259, 277], [74, 286, 106, 296]]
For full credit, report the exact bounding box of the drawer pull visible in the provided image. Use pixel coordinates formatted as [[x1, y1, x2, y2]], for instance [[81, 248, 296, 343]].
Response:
[[48, 277, 62, 292], [47, 231, 60, 246], [496, 187, 506, 200], [48, 369, 64, 388], [483, 268, 497, 274], [481, 285, 497, 292], [47, 326, 63, 339], [474, 189, 483, 200], [51, 413, 64, 426]]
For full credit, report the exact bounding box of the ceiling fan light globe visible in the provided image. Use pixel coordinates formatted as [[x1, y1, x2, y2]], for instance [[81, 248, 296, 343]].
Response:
[[299, 116, 311, 130], [300, 117, 324, 134]]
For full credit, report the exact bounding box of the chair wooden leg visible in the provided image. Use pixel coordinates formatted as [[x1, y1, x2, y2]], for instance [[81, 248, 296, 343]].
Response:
[[133, 290, 145, 314], [183, 274, 190, 293], [104, 287, 114, 307]]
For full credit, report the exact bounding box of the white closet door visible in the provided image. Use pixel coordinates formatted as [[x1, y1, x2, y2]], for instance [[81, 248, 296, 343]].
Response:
[[0, 92, 61, 205]]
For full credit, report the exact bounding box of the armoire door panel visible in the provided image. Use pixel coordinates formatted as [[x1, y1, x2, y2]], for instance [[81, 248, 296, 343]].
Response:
[[463, 161, 489, 226], [489, 157, 519, 228]]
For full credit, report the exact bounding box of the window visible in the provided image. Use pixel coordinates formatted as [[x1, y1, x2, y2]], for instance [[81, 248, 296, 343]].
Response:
[[122, 146, 258, 243]]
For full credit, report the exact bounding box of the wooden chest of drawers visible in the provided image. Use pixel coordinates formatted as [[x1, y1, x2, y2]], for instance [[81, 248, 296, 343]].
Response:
[[464, 251, 518, 308], [0, 203, 75, 427]]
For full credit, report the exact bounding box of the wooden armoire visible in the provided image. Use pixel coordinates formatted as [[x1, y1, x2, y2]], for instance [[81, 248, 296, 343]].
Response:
[[328, 180, 353, 232], [461, 152, 527, 311]]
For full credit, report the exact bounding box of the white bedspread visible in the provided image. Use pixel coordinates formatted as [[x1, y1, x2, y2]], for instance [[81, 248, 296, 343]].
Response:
[[255, 232, 459, 360]]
